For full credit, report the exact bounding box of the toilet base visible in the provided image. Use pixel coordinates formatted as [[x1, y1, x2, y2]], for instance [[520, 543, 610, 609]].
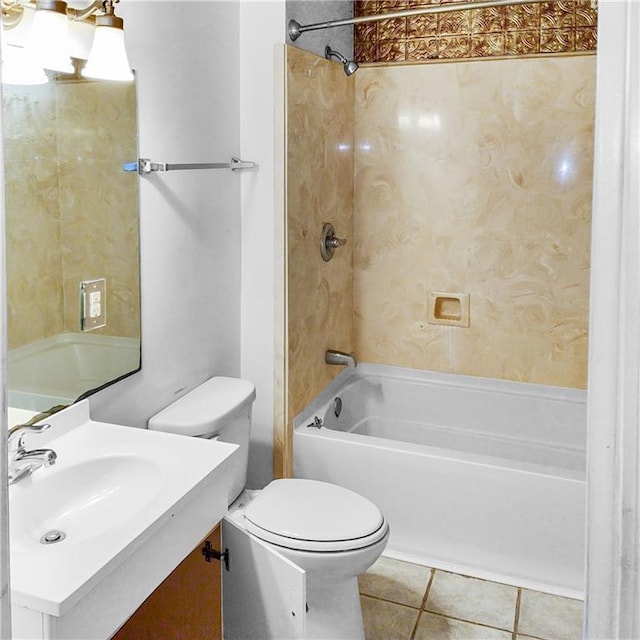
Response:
[[305, 577, 365, 640], [224, 490, 387, 640]]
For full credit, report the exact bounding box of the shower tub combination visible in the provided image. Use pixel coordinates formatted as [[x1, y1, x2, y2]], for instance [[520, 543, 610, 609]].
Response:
[[294, 364, 586, 596]]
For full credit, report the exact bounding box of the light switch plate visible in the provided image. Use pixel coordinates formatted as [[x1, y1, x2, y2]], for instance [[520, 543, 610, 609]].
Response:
[[80, 278, 107, 331]]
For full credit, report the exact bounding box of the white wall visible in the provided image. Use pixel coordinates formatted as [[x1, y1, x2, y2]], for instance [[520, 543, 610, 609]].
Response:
[[0, 34, 10, 635], [79, 1, 352, 491], [239, 1, 285, 488], [90, 2, 242, 427], [90, 0, 282, 492], [586, 2, 640, 637]]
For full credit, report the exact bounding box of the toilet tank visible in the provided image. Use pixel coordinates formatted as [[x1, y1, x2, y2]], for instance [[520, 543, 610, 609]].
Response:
[[148, 377, 256, 504]]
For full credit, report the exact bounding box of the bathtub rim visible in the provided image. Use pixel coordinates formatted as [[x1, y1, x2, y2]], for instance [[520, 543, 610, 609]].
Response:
[[293, 363, 587, 481], [294, 364, 587, 433], [295, 420, 585, 482]]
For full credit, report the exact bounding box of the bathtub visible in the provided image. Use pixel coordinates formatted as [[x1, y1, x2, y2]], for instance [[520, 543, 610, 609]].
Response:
[[294, 364, 586, 597], [8, 333, 140, 412]]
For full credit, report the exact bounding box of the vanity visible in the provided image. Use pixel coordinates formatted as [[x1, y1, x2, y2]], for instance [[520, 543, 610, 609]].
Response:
[[9, 402, 237, 640]]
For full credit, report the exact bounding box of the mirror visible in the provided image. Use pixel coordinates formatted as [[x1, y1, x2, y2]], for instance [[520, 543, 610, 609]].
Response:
[[3, 76, 141, 419]]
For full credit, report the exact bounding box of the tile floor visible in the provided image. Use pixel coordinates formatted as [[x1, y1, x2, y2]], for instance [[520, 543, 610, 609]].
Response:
[[359, 557, 583, 640]]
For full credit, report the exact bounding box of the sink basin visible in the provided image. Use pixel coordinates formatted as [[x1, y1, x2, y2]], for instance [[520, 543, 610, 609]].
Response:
[[11, 455, 162, 546], [10, 400, 239, 625]]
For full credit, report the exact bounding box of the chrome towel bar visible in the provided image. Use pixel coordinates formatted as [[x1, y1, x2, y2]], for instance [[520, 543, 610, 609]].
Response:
[[123, 157, 258, 175]]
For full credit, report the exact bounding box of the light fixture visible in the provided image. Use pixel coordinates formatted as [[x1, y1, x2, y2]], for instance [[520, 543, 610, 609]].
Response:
[[1, 0, 133, 81], [28, 0, 73, 73], [2, 43, 48, 84], [81, 0, 132, 81]]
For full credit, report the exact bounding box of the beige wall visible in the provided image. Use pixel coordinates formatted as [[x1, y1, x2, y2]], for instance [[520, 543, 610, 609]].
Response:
[[56, 82, 140, 341], [280, 45, 355, 476], [354, 55, 595, 388], [4, 81, 139, 350], [4, 84, 65, 350]]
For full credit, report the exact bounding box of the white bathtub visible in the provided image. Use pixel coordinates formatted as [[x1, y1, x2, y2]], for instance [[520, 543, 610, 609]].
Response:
[[8, 333, 140, 412], [294, 364, 586, 597]]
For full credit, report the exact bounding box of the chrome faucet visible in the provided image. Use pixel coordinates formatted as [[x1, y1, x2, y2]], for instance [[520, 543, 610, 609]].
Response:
[[8, 423, 57, 484], [325, 349, 357, 368]]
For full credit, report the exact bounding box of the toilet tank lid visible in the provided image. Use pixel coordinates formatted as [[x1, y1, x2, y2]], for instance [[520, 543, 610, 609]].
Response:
[[148, 377, 256, 437]]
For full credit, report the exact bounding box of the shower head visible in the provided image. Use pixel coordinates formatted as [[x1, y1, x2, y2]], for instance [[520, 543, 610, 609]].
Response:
[[344, 59, 359, 76], [324, 46, 359, 77]]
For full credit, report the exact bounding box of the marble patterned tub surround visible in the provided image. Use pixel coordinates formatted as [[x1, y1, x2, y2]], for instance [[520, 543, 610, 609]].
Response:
[[354, 0, 597, 63], [4, 84, 65, 350], [56, 81, 140, 342], [285, 46, 355, 423], [353, 55, 595, 388], [4, 81, 140, 351]]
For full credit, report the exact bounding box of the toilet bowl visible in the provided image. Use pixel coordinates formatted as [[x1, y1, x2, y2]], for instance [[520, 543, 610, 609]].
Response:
[[148, 376, 389, 639], [243, 478, 389, 578], [227, 481, 389, 640]]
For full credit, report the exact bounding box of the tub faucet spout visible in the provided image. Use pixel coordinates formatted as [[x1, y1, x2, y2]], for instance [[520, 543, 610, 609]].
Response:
[[8, 423, 56, 484], [325, 349, 357, 368]]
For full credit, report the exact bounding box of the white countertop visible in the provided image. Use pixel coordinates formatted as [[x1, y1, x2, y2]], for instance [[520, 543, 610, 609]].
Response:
[[9, 401, 238, 617]]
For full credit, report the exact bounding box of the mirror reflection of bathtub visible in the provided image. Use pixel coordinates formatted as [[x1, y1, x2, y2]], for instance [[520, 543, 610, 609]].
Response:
[[8, 333, 140, 413], [3, 77, 141, 423]]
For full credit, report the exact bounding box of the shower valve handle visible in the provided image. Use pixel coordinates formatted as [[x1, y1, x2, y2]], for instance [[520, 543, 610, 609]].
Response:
[[326, 235, 346, 249], [320, 223, 347, 262]]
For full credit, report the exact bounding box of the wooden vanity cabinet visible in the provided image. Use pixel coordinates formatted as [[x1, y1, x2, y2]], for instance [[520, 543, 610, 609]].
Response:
[[112, 525, 222, 640]]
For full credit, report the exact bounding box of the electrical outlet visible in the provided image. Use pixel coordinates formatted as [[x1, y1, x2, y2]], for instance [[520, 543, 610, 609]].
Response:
[[80, 278, 107, 331]]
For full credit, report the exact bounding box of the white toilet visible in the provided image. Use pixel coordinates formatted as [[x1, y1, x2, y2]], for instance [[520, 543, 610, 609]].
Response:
[[148, 376, 389, 640]]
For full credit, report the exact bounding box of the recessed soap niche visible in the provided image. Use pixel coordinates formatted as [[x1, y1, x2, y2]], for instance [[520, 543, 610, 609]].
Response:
[[427, 292, 470, 327]]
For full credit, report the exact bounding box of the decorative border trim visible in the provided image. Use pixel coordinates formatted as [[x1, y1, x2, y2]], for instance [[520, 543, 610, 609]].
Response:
[[354, 0, 597, 63]]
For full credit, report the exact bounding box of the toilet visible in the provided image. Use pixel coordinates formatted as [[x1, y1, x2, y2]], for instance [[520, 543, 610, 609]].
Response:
[[148, 376, 389, 640]]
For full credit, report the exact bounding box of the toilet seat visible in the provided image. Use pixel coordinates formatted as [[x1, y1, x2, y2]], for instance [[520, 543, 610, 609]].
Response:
[[243, 479, 389, 552]]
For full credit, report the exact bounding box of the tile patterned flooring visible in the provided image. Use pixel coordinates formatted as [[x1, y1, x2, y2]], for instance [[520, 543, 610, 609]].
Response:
[[359, 557, 583, 640]]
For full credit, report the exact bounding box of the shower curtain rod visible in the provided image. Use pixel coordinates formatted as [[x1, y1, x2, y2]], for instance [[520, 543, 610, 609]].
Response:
[[288, 0, 597, 41]]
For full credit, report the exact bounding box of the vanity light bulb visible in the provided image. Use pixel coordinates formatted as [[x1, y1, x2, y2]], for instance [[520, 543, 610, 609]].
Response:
[[1, 45, 48, 86], [28, 4, 73, 74], [82, 24, 133, 82]]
